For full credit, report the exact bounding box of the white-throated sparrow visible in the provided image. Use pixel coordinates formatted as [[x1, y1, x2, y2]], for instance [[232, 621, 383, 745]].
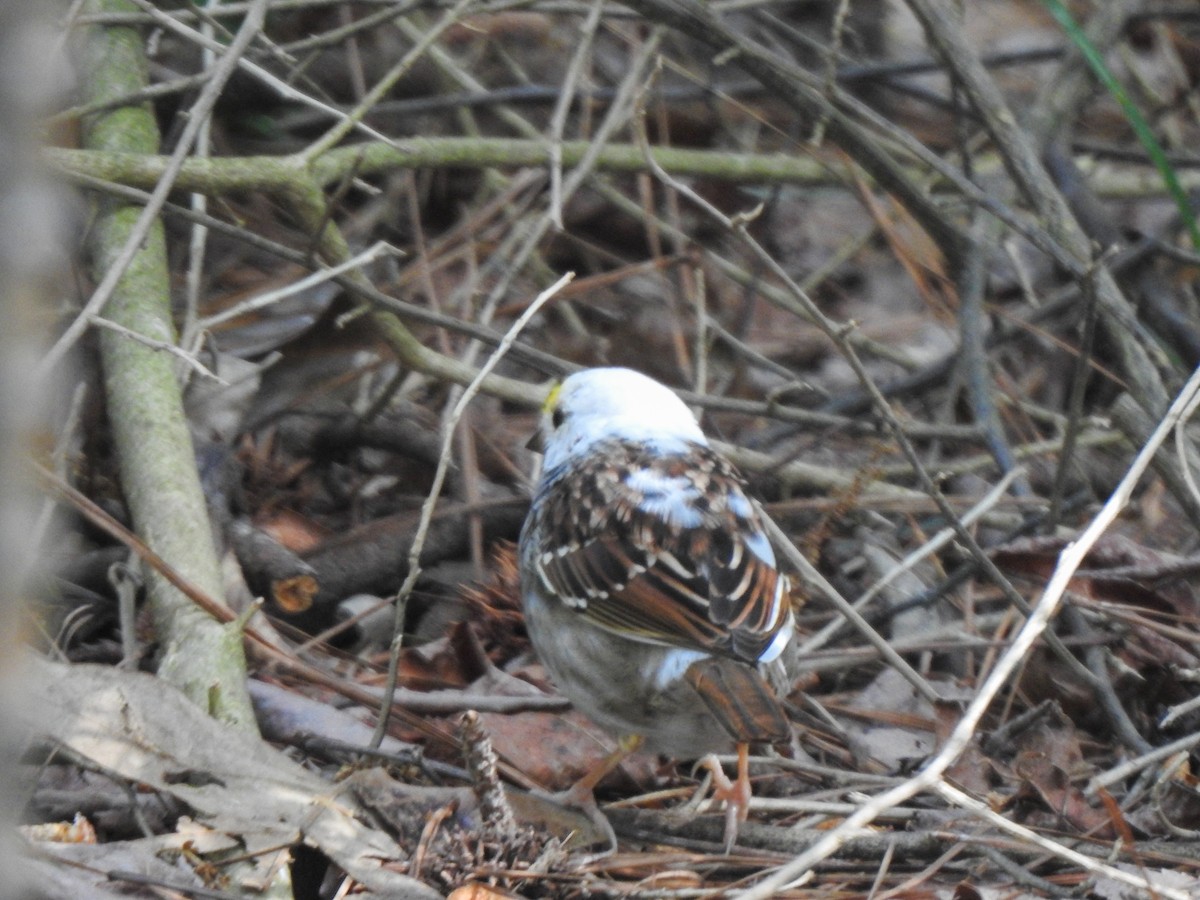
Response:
[[519, 367, 794, 849]]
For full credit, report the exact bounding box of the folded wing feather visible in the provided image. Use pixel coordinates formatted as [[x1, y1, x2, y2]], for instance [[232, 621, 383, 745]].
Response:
[[531, 440, 789, 665]]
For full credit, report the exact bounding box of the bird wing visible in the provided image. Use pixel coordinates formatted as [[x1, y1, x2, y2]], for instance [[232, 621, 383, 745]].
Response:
[[528, 441, 790, 664]]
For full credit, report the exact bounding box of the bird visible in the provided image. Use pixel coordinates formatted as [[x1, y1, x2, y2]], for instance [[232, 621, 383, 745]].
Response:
[[518, 366, 794, 850]]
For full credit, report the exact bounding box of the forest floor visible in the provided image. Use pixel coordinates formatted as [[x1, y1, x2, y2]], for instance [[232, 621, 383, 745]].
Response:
[[17, 1, 1200, 897]]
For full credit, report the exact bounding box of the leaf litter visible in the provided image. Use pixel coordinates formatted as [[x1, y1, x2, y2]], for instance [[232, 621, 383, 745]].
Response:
[[23, 0, 1200, 897]]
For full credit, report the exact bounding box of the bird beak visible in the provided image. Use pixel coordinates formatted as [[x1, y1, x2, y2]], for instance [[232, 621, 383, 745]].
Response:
[[525, 429, 545, 453]]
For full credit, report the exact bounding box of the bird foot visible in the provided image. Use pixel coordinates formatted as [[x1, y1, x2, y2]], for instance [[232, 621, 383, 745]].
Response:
[[532, 781, 618, 853], [696, 745, 752, 852]]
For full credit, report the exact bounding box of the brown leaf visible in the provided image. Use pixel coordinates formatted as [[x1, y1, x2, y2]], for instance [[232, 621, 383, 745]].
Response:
[[473, 708, 655, 793], [1006, 715, 1111, 836]]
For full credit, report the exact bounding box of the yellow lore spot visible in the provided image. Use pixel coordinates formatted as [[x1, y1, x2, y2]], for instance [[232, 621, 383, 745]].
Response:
[[543, 381, 564, 414]]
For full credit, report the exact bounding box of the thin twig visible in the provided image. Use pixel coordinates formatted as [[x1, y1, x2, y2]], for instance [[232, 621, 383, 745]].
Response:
[[1048, 252, 1102, 529], [180, 0, 218, 357], [123, 0, 396, 146], [1088, 729, 1200, 796], [368, 272, 574, 749], [548, 0, 605, 227], [86, 315, 224, 382], [194, 241, 399, 331], [634, 101, 1097, 693], [798, 466, 1025, 656], [735, 365, 1200, 900], [39, 0, 271, 377], [763, 515, 938, 704], [302, 0, 477, 159], [960, 216, 1028, 495], [1173, 374, 1200, 513]]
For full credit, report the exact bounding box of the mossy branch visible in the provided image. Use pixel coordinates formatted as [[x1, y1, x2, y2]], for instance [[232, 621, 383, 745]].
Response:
[[48, 139, 1190, 206], [81, 0, 254, 729], [48, 136, 842, 195], [51, 135, 844, 410]]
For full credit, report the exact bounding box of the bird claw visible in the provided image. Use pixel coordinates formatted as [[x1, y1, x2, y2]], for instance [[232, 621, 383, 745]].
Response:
[[531, 783, 619, 853], [696, 745, 752, 852], [531, 736, 644, 854]]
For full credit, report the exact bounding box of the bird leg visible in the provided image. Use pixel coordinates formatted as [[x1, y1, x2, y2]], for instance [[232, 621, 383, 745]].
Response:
[[697, 742, 752, 852], [544, 733, 644, 852]]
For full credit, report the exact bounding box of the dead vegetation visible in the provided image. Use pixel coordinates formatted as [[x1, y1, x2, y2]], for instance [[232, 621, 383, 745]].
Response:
[[14, 0, 1200, 897]]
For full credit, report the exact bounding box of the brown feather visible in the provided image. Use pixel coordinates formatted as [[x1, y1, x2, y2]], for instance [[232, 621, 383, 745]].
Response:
[[529, 439, 789, 663], [684, 657, 790, 744]]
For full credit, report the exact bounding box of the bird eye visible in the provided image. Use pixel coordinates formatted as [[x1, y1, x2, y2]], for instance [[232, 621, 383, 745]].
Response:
[[551, 407, 566, 428]]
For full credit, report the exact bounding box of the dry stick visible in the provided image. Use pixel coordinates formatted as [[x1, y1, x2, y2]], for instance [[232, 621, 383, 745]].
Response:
[[1068, 605, 1152, 757], [549, 0, 605, 228], [86, 314, 222, 382], [797, 466, 1024, 657], [736, 365, 1200, 900], [122, 0, 392, 148], [368, 272, 574, 750], [194, 241, 398, 331], [391, 15, 543, 141], [960, 216, 1028, 495], [871, 428, 1120, 484], [902, 0, 1169, 416], [69, 0, 461, 23], [277, 0, 422, 57], [692, 266, 708, 401], [807, 0, 851, 148], [933, 784, 1105, 899], [1112, 394, 1200, 529], [480, 26, 665, 313], [763, 516, 935, 704], [47, 67, 211, 126], [1174, 383, 1200, 512], [1048, 255, 1102, 530], [180, 0, 218, 353], [38, 0, 270, 378], [1088, 729, 1200, 796], [1161, 695, 1200, 731], [302, 0, 477, 160]]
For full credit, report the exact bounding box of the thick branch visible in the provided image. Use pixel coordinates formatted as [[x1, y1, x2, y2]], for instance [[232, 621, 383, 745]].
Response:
[[81, 0, 254, 728]]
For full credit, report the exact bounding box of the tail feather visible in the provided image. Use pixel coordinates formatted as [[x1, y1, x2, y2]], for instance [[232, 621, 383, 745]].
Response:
[[685, 657, 790, 744]]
